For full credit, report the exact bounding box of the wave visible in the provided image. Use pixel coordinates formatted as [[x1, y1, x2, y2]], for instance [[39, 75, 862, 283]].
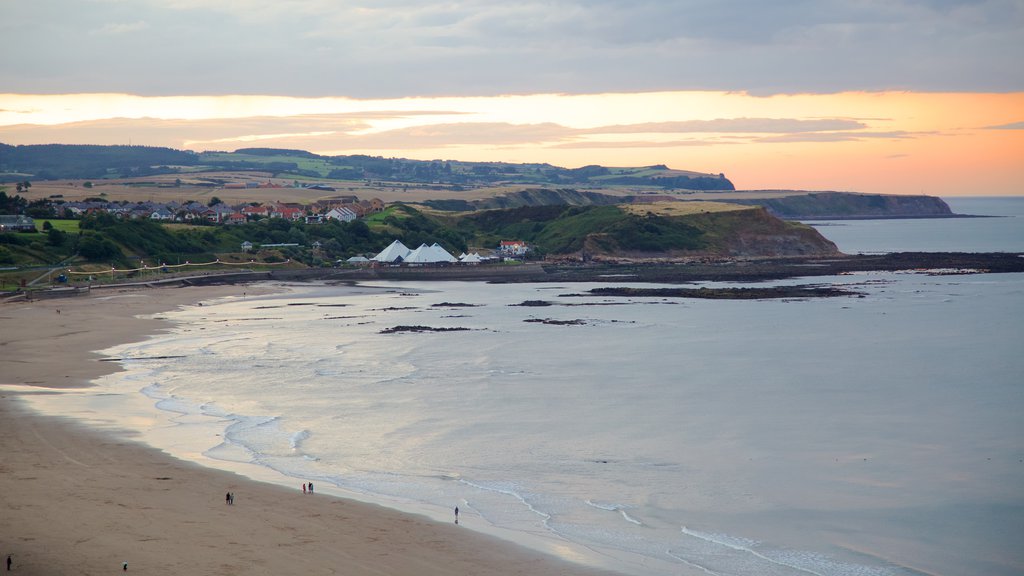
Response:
[[679, 526, 903, 576], [584, 500, 644, 526], [290, 429, 311, 450]]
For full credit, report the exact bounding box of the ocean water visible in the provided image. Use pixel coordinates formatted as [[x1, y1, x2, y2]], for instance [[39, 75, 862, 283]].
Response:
[[806, 196, 1024, 254], [20, 198, 1024, 576]]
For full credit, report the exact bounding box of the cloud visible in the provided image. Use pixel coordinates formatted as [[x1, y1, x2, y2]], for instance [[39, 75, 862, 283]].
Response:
[[90, 21, 150, 35], [584, 118, 867, 134], [548, 140, 733, 149], [757, 131, 922, 143], [983, 121, 1024, 130], [2, 0, 1020, 96], [350, 122, 576, 148]]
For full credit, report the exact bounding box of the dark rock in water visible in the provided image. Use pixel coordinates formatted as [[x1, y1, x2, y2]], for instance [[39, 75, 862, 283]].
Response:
[[523, 318, 587, 325], [511, 300, 553, 307], [380, 325, 472, 334], [587, 285, 858, 299]]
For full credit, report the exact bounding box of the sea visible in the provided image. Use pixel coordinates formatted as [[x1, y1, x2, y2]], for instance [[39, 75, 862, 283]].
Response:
[[20, 196, 1024, 576]]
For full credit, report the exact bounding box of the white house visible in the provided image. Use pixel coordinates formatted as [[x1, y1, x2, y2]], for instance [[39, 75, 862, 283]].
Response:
[[324, 207, 358, 223], [499, 240, 529, 256]]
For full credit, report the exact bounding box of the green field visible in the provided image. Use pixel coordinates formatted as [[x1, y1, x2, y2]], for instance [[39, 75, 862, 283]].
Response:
[[199, 152, 338, 177], [35, 219, 80, 233]]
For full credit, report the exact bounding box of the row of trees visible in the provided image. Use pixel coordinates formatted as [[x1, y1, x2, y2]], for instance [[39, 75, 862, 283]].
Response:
[[0, 191, 56, 218]]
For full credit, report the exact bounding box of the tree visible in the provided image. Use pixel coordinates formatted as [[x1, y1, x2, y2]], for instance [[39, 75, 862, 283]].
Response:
[[78, 235, 122, 260], [42, 221, 53, 231], [25, 199, 56, 219], [47, 228, 67, 246], [84, 181, 93, 188], [208, 196, 223, 207]]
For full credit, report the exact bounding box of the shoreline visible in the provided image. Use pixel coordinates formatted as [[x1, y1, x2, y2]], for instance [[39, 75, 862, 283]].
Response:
[[0, 284, 620, 576]]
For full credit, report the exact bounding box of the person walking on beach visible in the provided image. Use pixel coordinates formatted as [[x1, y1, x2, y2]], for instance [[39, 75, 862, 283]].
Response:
[[7, 554, 12, 571], [454, 506, 459, 525], [308, 482, 314, 494], [122, 561, 128, 571], [302, 483, 306, 494]]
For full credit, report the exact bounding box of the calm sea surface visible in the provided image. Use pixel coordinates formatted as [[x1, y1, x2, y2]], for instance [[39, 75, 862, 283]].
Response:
[[806, 196, 1024, 254], [22, 198, 1024, 576]]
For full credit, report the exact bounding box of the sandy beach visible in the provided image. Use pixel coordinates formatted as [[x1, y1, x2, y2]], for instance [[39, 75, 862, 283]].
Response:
[[0, 285, 618, 576]]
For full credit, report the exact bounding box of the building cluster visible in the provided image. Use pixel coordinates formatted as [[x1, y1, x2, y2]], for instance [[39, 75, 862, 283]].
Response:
[[357, 239, 500, 266], [49, 197, 385, 225]]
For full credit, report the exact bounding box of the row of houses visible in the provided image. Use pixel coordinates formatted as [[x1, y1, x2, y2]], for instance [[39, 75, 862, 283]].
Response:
[[49, 198, 385, 225]]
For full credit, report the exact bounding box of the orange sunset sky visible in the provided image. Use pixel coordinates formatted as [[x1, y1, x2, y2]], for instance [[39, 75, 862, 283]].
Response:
[[2, 1, 1022, 196]]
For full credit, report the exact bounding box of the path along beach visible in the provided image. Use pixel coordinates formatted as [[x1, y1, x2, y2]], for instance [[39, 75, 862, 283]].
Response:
[[0, 284, 617, 576]]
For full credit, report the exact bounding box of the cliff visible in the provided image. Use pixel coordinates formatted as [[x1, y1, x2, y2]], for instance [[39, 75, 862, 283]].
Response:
[[730, 192, 955, 219]]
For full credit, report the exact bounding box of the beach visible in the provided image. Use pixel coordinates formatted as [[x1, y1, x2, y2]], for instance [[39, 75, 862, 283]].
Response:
[[0, 285, 618, 576]]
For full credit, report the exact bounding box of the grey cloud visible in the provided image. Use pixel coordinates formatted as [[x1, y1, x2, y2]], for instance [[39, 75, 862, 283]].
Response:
[[2, 0, 1020, 96], [757, 131, 922, 143], [586, 118, 867, 134], [984, 121, 1024, 130], [354, 122, 576, 147], [549, 140, 734, 149], [89, 21, 149, 35]]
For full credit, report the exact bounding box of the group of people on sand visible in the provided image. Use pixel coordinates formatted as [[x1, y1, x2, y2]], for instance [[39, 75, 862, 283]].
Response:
[[302, 482, 315, 494], [224, 492, 234, 505]]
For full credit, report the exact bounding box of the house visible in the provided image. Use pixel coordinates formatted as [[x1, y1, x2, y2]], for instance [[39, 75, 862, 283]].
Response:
[[241, 241, 253, 252], [498, 240, 529, 256], [268, 204, 305, 221], [357, 198, 385, 214], [223, 213, 247, 225], [0, 215, 36, 232], [324, 207, 357, 222], [241, 204, 269, 218], [150, 208, 174, 221]]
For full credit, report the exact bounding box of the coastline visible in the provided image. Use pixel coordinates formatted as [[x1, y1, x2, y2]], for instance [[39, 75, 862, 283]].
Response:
[[0, 284, 619, 576]]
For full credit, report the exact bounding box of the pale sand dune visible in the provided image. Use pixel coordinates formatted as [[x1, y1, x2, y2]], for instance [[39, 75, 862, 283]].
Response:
[[0, 286, 618, 576]]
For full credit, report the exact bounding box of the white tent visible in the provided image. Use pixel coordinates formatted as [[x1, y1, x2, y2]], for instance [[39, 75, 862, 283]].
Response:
[[372, 239, 411, 262], [459, 252, 483, 264], [403, 243, 458, 264], [403, 244, 433, 264], [428, 243, 458, 263]]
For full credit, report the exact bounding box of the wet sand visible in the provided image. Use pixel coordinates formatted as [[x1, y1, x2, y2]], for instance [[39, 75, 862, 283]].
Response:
[[0, 285, 618, 576]]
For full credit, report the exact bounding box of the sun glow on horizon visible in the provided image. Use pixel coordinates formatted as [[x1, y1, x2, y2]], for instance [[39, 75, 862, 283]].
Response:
[[1, 91, 1021, 195]]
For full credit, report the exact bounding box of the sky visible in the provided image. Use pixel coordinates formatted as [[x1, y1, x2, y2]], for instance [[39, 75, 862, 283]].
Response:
[[1, 0, 1022, 195]]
